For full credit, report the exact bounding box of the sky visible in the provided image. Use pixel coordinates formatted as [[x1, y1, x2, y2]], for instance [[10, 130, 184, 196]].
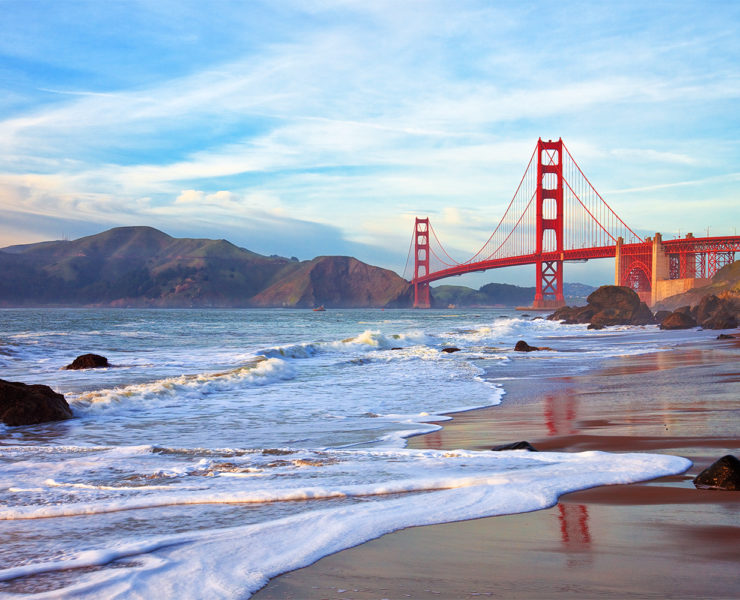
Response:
[[1, 0, 739, 287]]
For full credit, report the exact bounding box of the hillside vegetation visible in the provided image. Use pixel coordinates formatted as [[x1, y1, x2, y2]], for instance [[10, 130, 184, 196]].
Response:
[[655, 260, 740, 311], [0, 227, 411, 308]]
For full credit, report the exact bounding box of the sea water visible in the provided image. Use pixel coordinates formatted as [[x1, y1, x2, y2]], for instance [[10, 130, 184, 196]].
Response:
[[0, 308, 697, 598]]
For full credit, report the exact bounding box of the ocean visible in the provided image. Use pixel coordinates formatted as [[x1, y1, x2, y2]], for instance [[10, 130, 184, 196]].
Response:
[[0, 308, 698, 598]]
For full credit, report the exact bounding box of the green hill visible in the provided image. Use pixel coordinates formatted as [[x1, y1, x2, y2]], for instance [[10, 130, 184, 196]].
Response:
[[0, 227, 411, 308]]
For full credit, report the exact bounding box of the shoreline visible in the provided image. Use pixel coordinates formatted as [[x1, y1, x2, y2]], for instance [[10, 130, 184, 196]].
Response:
[[254, 334, 740, 599]]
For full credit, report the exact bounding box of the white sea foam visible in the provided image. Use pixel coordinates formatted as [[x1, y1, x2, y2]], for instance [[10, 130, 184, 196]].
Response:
[[0, 308, 713, 599], [68, 357, 295, 409], [0, 450, 690, 599]]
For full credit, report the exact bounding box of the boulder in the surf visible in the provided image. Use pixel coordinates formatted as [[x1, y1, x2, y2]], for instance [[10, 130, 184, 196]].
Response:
[[441, 347, 461, 353], [693, 455, 740, 491], [0, 379, 73, 426], [690, 295, 738, 329], [63, 353, 110, 370], [653, 310, 672, 325], [548, 286, 655, 327], [700, 310, 738, 330], [716, 333, 735, 340], [514, 340, 539, 352], [491, 441, 538, 451], [659, 311, 697, 330]]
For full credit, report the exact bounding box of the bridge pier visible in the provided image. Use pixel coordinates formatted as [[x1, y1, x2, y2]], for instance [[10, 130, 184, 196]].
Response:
[[532, 139, 565, 309], [616, 232, 721, 306], [413, 217, 432, 308]]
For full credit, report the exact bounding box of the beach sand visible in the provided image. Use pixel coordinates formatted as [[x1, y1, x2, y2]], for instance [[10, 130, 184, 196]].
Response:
[[253, 336, 740, 599]]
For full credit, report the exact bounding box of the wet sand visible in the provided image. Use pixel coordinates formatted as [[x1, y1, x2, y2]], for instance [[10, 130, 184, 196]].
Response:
[[254, 336, 740, 599]]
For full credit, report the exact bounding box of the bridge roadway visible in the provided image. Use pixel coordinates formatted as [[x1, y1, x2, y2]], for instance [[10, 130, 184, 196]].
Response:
[[414, 236, 740, 286], [414, 244, 630, 285]]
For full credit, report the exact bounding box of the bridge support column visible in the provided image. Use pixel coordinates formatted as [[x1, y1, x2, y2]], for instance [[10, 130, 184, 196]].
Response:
[[650, 232, 669, 306], [413, 217, 431, 308], [533, 138, 565, 309]]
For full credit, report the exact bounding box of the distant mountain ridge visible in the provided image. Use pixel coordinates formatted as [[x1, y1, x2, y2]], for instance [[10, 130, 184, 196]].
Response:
[[0, 226, 600, 308], [0, 227, 412, 308], [431, 281, 597, 308]]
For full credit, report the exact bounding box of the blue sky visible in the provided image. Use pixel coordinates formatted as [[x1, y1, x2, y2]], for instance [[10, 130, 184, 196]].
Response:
[[1, 0, 739, 286]]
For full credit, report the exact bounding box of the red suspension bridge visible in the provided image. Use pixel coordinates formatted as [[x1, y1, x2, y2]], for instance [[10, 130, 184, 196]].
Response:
[[405, 138, 740, 309]]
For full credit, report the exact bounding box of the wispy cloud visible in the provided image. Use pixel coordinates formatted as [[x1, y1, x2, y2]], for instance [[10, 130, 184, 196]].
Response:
[[1, 0, 739, 282]]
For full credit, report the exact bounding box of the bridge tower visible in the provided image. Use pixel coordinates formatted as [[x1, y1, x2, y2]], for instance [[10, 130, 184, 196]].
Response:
[[533, 138, 565, 309], [413, 217, 431, 308]]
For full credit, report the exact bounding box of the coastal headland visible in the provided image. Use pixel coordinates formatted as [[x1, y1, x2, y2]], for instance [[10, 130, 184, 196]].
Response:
[[254, 336, 740, 599]]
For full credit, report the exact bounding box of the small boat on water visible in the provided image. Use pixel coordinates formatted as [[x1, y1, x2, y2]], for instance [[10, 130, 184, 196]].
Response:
[[312, 305, 326, 312]]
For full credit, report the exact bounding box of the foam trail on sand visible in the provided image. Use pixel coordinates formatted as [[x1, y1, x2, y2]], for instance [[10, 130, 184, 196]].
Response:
[[0, 451, 690, 599]]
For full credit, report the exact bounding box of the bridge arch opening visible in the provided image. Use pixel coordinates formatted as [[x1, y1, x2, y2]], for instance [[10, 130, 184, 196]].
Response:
[[627, 263, 651, 293]]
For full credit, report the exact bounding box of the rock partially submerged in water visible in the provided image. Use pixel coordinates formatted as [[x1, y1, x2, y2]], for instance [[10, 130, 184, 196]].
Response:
[[0, 379, 73, 426], [659, 311, 697, 330], [717, 333, 735, 340], [693, 455, 740, 491], [491, 441, 538, 452], [64, 353, 110, 370], [441, 347, 461, 353], [514, 340, 546, 352], [548, 285, 655, 328], [653, 310, 673, 325], [688, 294, 738, 330]]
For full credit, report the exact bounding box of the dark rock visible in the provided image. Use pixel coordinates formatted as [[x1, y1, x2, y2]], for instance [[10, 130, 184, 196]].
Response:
[[654, 310, 672, 324], [441, 347, 461, 353], [514, 340, 538, 352], [693, 455, 740, 491], [0, 379, 73, 426], [64, 353, 110, 370], [589, 306, 629, 328], [391, 347, 403, 350], [631, 302, 657, 325], [716, 334, 734, 340], [693, 295, 723, 324], [587, 323, 604, 330], [548, 286, 652, 327], [659, 311, 697, 330], [491, 441, 538, 452], [688, 294, 739, 329], [701, 309, 738, 330], [587, 285, 640, 313], [674, 305, 693, 316], [547, 305, 594, 323]]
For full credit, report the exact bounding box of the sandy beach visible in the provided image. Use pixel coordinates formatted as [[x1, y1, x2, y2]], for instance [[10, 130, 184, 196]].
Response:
[[254, 335, 740, 599]]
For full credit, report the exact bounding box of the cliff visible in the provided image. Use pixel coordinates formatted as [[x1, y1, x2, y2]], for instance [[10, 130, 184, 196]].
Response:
[[654, 260, 740, 311]]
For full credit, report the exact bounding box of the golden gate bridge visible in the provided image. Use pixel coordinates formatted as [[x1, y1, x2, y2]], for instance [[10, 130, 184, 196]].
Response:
[[404, 138, 740, 308]]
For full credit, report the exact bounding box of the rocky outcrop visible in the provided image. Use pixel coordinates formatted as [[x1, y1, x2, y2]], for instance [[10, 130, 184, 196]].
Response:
[[659, 311, 697, 330], [491, 441, 538, 451], [658, 294, 738, 331], [692, 295, 738, 330], [693, 455, 740, 491], [64, 353, 110, 370], [653, 310, 672, 324], [654, 260, 740, 312], [441, 347, 461, 353], [0, 379, 73, 426], [514, 340, 539, 352], [548, 285, 655, 327]]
